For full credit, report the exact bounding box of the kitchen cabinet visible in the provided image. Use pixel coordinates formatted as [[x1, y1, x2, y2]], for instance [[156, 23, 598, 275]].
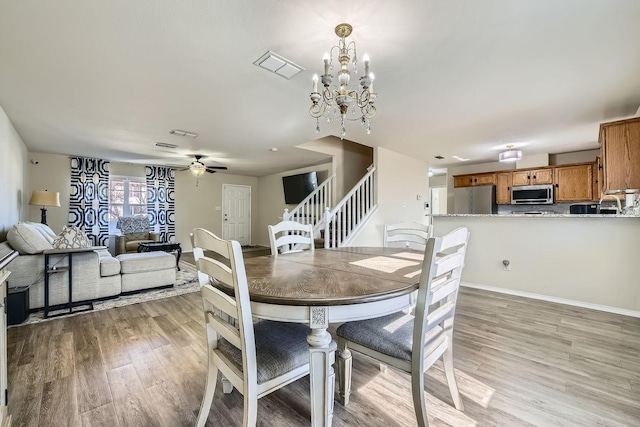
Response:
[[593, 156, 603, 201], [453, 172, 496, 188], [511, 168, 553, 186], [496, 172, 512, 204], [554, 164, 593, 202], [599, 117, 640, 193]]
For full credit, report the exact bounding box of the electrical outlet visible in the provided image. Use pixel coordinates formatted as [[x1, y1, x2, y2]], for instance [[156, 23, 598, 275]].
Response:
[[502, 259, 511, 271]]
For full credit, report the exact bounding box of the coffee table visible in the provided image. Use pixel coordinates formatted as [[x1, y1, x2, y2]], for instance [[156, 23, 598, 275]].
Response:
[[137, 242, 182, 270]]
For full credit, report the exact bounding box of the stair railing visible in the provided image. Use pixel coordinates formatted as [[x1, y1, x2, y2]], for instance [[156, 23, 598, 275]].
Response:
[[283, 173, 335, 232], [323, 165, 377, 248]]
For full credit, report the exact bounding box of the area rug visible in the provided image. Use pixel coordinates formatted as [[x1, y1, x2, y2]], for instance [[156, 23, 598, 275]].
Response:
[[14, 260, 200, 327]]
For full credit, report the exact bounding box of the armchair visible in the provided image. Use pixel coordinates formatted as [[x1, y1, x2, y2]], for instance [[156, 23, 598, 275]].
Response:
[[115, 215, 160, 255]]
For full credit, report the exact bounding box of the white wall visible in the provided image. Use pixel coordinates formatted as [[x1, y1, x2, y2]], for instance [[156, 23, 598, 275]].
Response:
[[350, 147, 430, 247], [255, 161, 333, 247], [28, 152, 73, 233], [172, 171, 258, 250], [433, 215, 640, 313], [299, 136, 373, 200], [0, 105, 29, 240]]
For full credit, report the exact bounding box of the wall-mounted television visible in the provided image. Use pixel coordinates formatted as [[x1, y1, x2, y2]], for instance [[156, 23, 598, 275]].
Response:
[[282, 171, 318, 204]]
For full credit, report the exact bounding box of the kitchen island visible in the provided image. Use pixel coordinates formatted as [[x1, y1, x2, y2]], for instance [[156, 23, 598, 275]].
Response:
[[431, 214, 640, 315]]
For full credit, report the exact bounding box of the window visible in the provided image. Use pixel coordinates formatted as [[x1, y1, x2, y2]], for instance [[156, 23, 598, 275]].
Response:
[[109, 176, 147, 232]]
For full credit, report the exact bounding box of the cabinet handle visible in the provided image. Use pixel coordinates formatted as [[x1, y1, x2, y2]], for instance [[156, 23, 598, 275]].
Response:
[[533, 175, 537, 179], [555, 184, 559, 188], [598, 164, 602, 170], [527, 175, 531, 179]]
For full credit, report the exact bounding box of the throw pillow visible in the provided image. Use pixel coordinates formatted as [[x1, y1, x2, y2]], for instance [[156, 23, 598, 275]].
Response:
[[117, 215, 150, 235], [52, 226, 92, 249], [7, 222, 54, 254], [26, 221, 57, 244]]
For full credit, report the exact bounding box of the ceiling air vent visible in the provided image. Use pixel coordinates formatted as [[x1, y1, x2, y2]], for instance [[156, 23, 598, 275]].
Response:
[[170, 129, 198, 138], [155, 142, 178, 149], [254, 51, 304, 80]]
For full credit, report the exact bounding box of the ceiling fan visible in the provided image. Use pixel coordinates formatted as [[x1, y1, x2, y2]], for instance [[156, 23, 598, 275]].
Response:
[[179, 155, 228, 176]]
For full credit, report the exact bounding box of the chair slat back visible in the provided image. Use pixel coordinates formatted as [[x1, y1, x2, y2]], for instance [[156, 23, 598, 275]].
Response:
[[413, 227, 469, 360], [383, 221, 431, 249], [268, 220, 315, 255], [192, 228, 257, 385]]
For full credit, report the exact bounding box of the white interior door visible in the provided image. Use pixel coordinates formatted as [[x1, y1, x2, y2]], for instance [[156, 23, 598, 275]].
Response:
[[223, 184, 251, 245]]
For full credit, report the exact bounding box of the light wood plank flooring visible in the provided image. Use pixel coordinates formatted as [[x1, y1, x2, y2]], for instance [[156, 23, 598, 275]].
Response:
[[7, 287, 640, 426]]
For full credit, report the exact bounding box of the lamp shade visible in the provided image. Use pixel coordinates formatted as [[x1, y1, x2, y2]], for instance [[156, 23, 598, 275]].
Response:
[[29, 190, 61, 207]]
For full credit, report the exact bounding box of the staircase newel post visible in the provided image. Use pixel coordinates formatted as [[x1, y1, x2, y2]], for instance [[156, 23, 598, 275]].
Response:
[[283, 208, 289, 221], [324, 207, 331, 249]]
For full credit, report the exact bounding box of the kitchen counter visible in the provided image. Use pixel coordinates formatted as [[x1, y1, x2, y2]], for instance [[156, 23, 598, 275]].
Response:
[[431, 213, 640, 218]]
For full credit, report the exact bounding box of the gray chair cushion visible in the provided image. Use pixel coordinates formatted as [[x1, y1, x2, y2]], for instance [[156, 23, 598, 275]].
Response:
[[336, 311, 444, 362], [217, 321, 311, 384]]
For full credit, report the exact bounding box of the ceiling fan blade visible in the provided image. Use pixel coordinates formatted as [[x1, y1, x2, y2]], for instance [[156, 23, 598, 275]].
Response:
[[205, 169, 217, 174], [176, 167, 189, 171], [206, 166, 228, 170]]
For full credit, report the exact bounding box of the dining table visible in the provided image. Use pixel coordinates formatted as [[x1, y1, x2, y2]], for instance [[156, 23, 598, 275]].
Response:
[[239, 246, 426, 427]]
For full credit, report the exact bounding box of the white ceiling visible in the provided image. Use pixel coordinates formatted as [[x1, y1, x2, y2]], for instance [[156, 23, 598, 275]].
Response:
[[1, 1, 639, 176]]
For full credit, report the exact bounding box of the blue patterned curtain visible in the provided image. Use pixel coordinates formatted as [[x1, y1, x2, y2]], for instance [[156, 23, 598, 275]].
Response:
[[68, 157, 110, 246], [146, 166, 175, 242]]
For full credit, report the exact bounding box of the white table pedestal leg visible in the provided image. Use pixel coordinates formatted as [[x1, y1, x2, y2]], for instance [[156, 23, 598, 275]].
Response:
[[308, 307, 335, 427]]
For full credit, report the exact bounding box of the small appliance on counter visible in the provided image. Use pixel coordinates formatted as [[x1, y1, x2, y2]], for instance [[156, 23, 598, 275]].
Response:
[[569, 204, 598, 214]]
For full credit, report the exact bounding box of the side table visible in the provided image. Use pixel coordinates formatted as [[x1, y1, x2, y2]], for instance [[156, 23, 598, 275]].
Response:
[[137, 242, 182, 270], [43, 246, 106, 319]]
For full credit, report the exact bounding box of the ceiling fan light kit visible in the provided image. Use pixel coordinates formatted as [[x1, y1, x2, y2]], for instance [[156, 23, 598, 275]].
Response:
[[309, 23, 377, 139], [180, 154, 228, 176]]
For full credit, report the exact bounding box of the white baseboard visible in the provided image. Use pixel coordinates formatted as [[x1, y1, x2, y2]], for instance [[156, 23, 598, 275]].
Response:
[[461, 282, 640, 319]]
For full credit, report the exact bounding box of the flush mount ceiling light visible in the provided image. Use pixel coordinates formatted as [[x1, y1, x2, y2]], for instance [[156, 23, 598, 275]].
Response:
[[309, 23, 377, 139], [499, 145, 523, 162], [254, 51, 304, 80], [170, 129, 199, 138]]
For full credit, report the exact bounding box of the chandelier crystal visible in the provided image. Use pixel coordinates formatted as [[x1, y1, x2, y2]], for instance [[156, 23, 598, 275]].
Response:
[[309, 23, 377, 139]]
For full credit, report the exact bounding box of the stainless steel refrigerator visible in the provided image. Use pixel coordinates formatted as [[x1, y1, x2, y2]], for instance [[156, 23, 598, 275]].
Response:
[[453, 185, 498, 214]]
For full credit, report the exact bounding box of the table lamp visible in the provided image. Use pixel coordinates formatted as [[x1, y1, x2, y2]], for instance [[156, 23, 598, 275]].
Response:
[[29, 190, 60, 225]]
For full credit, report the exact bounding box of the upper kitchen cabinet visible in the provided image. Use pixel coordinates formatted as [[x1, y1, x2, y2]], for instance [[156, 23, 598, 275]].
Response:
[[511, 168, 553, 186], [496, 172, 512, 204], [599, 117, 640, 193], [453, 172, 496, 188], [554, 163, 593, 202]]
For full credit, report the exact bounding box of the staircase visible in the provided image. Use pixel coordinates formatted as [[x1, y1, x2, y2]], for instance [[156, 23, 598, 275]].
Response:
[[283, 165, 377, 249]]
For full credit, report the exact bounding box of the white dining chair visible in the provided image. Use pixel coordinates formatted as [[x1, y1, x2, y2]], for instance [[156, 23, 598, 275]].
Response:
[[336, 227, 470, 427], [192, 228, 312, 427], [268, 220, 315, 256], [383, 221, 431, 250]]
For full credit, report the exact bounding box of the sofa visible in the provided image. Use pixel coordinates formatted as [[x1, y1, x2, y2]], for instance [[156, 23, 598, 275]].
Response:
[[0, 222, 176, 311], [115, 215, 160, 255]]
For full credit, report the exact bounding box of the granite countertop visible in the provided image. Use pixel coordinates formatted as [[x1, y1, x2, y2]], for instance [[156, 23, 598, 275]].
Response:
[[431, 214, 640, 218]]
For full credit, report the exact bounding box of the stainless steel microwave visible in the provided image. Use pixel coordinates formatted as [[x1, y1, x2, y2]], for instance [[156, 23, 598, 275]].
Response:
[[511, 184, 554, 205]]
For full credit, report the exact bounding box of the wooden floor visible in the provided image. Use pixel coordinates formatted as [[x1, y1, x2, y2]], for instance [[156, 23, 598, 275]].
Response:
[[7, 286, 640, 426]]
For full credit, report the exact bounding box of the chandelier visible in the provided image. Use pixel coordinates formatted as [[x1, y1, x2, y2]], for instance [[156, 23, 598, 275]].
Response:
[[309, 23, 377, 139]]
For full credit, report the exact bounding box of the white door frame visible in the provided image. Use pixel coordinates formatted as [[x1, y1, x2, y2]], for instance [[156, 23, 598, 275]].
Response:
[[222, 184, 252, 244]]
